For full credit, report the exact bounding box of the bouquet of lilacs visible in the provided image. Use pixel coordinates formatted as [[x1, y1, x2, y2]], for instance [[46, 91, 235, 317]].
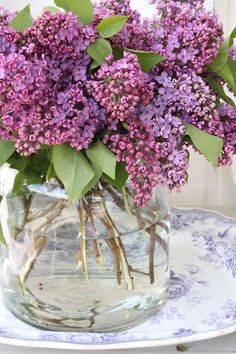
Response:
[[0, 0, 235, 211]]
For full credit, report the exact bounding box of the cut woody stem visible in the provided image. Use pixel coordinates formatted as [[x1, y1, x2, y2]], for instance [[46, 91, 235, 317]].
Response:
[[13, 195, 33, 240], [18, 199, 67, 288], [19, 235, 48, 285], [13, 186, 167, 291], [122, 186, 132, 216], [105, 234, 122, 286], [100, 200, 134, 290], [149, 225, 156, 284], [77, 200, 89, 281], [89, 212, 103, 264]]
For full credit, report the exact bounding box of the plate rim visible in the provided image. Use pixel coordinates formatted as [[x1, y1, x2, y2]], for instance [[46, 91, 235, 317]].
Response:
[[0, 207, 235, 350], [0, 323, 236, 350]]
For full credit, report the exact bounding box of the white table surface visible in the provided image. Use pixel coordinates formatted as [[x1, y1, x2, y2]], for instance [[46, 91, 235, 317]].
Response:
[[1, 205, 235, 354]]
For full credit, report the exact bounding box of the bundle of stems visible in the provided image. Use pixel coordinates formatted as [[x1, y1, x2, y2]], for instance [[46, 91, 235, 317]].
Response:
[[10, 183, 169, 292]]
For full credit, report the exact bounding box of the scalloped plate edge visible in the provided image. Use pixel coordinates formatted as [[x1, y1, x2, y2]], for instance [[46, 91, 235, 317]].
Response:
[[0, 324, 236, 350], [171, 206, 236, 220]]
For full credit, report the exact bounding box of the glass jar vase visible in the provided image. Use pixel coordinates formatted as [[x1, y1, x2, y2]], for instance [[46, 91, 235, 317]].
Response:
[[0, 164, 170, 332]]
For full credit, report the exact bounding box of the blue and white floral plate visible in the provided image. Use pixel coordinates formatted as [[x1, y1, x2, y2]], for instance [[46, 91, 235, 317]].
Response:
[[0, 208, 236, 351]]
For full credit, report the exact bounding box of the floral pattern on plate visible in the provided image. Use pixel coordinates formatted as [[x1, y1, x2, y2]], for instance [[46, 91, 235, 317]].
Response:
[[0, 208, 235, 350]]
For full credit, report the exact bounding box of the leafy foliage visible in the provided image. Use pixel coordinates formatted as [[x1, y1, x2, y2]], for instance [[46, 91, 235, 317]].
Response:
[[82, 163, 103, 196], [87, 38, 113, 65], [208, 27, 236, 72], [113, 47, 166, 72], [0, 223, 6, 247], [184, 123, 223, 167], [86, 139, 116, 180], [12, 168, 42, 197], [207, 77, 236, 109], [53, 145, 96, 202], [103, 162, 128, 192], [54, 0, 70, 11], [97, 16, 129, 38], [9, 5, 32, 32], [0, 140, 15, 167], [207, 27, 236, 94], [54, 0, 94, 25], [42, 6, 61, 14]]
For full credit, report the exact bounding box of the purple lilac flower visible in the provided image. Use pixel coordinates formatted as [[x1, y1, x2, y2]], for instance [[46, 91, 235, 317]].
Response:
[[94, 0, 158, 51], [0, 7, 21, 55], [87, 51, 154, 129], [229, 45, 236, 62], [0, 2, 235, 207], [0, 11, 104, 156], [218, 104, 236, 165], [150, 0, 223, 73], [22, 11, 96, 59]]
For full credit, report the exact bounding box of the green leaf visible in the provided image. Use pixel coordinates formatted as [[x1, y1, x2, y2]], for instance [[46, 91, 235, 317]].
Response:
[[87, 38, 112, 65], [207, 77, 236, 109], [218, 60, 236, 93], [0, 224, 6, 247], [42, 6, 61, 14], [47, 164, 57, 181], [0, 139, 15, 167], [29, 152, 51, 176], [54, 0, 70, 11], [90, 61, 100, 70], [53, 145, 95, 203], [228, 57, 236, 82], [9, 5, 32, 32], [184, 123, 223, 167], [86, 139, 116, 180], [113, 47, 166, 72], [97, 15, 129, 38], [208, 38, 231, 72], [12, 168, 42, 197], [12, 173, 29, 197], [215, 98, 222, 109], [55, 0, 94, 25], [82, 163, 102, 196], [103, 162, 128, 192], [208, 27, 236, 72], [8, 154, 29, 172]]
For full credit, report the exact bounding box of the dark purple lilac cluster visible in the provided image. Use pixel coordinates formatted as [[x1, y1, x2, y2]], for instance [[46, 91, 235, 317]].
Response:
[[0, 9, 105, 156], [87, 51, 154, 129], [0, 0, 235, 206]]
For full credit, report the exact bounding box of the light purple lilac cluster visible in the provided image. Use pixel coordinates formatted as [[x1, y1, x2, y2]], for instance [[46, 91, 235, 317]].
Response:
[[0, 8, 20, 54], [229, 45, 236, 62], [218, 104, 236, 165], [0, 0, 235, 206], [150, 0, 223, 74], [94, 0, 158, 51]]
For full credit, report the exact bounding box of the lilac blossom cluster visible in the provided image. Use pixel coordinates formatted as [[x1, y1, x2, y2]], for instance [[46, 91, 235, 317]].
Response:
[[87, 52, 154, 129], [0, 8, 20, 54], [94, 0, 158, 51], [218, 104, 236, 165], [149, 0, 223, 74], [0, 9, 105, 155], [0, 0, 235, 206], [229, 45, 236, 62]]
